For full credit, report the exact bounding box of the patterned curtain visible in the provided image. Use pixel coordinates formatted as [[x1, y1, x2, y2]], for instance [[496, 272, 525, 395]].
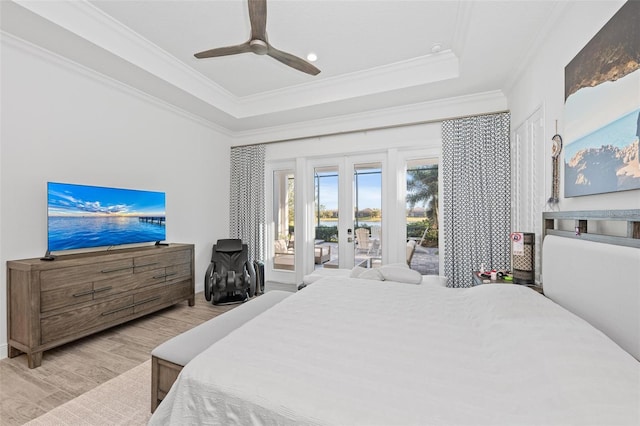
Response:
[[442, 112, 511, 287], [229, 145, 266, 262]]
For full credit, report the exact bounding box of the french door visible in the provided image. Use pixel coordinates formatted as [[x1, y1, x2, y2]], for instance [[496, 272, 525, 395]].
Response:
[[310, 153, 385, 270], [267, 149, 440, 286]]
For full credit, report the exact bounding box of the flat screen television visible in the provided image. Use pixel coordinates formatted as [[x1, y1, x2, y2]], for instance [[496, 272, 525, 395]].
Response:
[[47, 182, 166, 252]]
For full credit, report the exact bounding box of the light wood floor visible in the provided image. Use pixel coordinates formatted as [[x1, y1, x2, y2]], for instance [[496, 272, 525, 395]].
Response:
[[0, 292, 237, 426]]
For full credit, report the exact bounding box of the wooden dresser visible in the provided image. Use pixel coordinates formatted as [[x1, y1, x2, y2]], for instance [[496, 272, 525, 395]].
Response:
[[7, 243, 195, 368]]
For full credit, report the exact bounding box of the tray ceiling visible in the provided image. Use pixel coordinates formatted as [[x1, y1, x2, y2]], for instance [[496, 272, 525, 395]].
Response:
[[2, 0, 568, 138]]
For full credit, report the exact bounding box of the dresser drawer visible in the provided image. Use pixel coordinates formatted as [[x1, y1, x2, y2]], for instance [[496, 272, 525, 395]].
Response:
[[40, 268, 162, 312], [43, 260, 191, 310], [39, 258, 133, 291], [41, 295, 134, 343], [134, 281, 192, 314], [165, 262, 192, 284], [41, 282, 94, 313], [92, 268, 166, 299], [134, 249, 191, 272]]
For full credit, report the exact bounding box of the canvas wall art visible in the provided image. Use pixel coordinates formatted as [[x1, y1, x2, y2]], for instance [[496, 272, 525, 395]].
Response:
[[564, 0, 640, 197]]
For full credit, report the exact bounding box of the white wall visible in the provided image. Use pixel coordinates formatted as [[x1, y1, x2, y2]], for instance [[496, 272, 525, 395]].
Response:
[[265, 122, 442, 161], [507, 0, 640, 213], [0, 35, 231, 358]]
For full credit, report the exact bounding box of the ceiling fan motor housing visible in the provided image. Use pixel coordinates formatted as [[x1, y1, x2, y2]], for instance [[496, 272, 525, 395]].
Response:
[[250, 39, 268, 55]]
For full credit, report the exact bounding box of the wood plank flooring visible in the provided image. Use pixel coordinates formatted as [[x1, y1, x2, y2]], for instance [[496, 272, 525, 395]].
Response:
[[0, 292, 236, 426]]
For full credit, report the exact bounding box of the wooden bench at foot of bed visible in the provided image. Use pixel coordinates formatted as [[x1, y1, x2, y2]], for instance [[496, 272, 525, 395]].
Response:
[[151, 290, 292, 412]]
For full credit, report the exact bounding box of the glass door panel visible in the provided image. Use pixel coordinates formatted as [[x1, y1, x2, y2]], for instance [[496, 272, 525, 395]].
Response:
[[353, 162, 382, 268], [405, 158, 439, 274], [272, 169, 295, 271], [311, 156, 384, 271], [314, 166, 339, 268]]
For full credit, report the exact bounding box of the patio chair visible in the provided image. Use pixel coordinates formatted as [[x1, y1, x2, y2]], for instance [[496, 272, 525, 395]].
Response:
[[370, 225, 381, 240], [406, 240, 417, 267], [314, 245, 331, 264], [273, 239, 294, 271], [355, 228, 372, 254], [369, 225, 381, 255]]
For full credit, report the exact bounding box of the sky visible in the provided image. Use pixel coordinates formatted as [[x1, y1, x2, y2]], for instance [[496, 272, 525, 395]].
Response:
[[565, 70, 639, 143], [48, 182, 166, 217], [316, 170, 381, 211]]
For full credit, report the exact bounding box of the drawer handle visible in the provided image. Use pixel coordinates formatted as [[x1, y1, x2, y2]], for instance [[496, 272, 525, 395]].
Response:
[[101, 266, 133, 274], [72, 289, 95, 297], [153, 272, 177, 280], [135, 262, 159, 268], [72, 286, 113, 297], [135, 296, 162, 306], [100, 296, 161, 316]]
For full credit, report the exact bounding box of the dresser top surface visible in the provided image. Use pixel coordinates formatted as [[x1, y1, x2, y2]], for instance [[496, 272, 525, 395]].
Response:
[[7, 243, 193, 271]]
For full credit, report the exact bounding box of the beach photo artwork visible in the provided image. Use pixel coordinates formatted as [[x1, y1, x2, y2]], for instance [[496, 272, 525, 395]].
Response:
[[564, 0, 640, 197]]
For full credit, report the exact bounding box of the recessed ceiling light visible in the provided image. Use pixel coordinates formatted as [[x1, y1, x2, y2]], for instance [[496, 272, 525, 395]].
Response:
[[307, 52, 318, 62]]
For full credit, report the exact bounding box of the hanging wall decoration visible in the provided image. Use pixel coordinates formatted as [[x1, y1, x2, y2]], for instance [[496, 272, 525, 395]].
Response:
[[564, 0, 640, 197], [548, 132, 563, 205]]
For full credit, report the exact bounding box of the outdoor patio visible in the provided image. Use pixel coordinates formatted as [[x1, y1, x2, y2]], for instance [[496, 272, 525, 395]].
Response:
[[314, 242, 439, 275]]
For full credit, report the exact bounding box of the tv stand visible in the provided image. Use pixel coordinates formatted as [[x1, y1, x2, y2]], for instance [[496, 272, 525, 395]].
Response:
[[40, 250, 56, 261], [7, 243, 195, 368]]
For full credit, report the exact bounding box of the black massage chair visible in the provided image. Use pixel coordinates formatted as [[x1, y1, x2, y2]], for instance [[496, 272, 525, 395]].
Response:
[[204, 239, 256, 305]]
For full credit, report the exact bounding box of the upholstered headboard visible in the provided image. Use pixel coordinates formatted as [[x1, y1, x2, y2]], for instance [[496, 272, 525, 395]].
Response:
[[542, 210, 640, 361]]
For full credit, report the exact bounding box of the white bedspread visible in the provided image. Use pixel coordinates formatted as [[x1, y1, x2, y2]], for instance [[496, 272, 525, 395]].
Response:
[[150, 278, 640, 425]]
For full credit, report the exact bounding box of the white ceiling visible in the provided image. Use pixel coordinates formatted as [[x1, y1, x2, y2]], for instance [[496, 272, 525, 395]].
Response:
[[2, 0, 568, 138]]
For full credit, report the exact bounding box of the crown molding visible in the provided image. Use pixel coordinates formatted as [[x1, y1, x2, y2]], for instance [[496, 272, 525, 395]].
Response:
[[11, 0, 462, 121], [1, 30, 234, 137], [239, 51, 459, 117], [12, 0, 242, 115], [4, 21, 505, 144], [231, 90, 507, 146]]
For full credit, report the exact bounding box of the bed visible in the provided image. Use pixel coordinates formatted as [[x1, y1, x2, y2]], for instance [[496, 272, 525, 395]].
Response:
[[150, 210, 640, 425]]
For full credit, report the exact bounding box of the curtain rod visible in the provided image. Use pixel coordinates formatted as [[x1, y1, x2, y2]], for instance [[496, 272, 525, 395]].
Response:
[[231, 109, 510, 148]]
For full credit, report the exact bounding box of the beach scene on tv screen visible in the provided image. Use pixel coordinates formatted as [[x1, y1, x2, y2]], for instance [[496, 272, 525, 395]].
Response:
[[47, 182, 166, 251]]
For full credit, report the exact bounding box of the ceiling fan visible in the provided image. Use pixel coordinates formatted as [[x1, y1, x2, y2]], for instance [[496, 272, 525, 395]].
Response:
[[194, 0, 321, 76]]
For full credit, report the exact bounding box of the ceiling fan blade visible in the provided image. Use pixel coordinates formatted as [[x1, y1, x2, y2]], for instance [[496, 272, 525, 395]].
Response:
[[194, 42, 252, 58], [267, 46, 321, 75], [248, 0, 267, 41]]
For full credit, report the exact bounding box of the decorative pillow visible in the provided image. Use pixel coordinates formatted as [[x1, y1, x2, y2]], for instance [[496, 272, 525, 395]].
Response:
[[350, 266, 367, 278], [378, 266, 423, 284], [384, 262, 410, 269], [421, 275, 449, 287], [357, 268, 385, 281]]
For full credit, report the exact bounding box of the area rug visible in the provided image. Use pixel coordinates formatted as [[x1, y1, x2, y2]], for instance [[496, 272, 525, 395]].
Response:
[[25, 360, 152, 426]]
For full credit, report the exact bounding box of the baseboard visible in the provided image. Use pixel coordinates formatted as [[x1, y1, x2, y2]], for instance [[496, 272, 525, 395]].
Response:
[[0, 343, 8, 360]]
